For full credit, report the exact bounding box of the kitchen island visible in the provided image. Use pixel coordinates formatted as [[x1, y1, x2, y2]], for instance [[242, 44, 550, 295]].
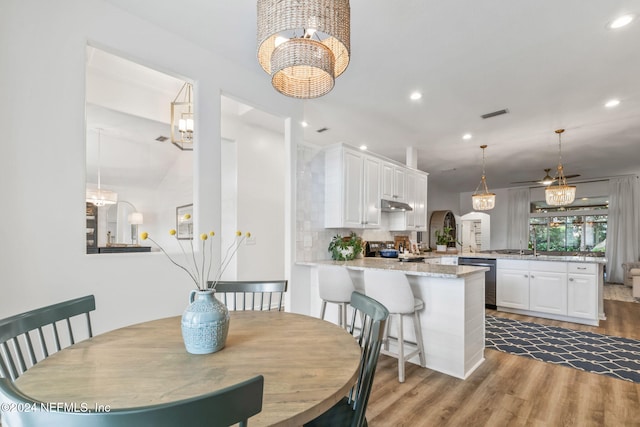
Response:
[[298, 258, 488, 380], [423, 252, 606, 326]]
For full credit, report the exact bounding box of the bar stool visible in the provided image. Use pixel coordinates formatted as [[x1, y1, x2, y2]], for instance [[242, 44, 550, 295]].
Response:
[[318, 265, 356, 329], [363, 269, 426, 382]]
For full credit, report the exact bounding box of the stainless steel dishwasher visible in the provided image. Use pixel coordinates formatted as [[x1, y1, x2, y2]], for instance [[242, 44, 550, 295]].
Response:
[[458, 257, 497, 309]]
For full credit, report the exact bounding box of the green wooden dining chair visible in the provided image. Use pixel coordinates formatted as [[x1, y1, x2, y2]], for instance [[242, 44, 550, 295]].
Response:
[[304, 291, 389, 427], [0, 375, 264, 427], [0, 295, 95, 380], [212, 280, 288, 311]]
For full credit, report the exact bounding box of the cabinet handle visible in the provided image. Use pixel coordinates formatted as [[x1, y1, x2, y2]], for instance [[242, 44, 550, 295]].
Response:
[[569, 278, 575, 281], [530, 275, 534, 278], [524, 274, 528, 278], [577, 267, 587, 270]]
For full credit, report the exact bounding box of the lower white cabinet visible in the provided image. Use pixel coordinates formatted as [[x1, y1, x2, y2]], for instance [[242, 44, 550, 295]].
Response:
[[529, 271, 567, 315], [567, 273, 597, 319], [497, 260, 599, 325], [496, 268, 530, 309]]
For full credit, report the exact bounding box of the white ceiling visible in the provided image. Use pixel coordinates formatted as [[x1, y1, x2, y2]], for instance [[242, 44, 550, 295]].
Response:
[[101, 0, 640, 192]]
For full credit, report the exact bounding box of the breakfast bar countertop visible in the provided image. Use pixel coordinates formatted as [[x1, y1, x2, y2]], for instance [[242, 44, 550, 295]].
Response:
[[297, 258, 488, 278]]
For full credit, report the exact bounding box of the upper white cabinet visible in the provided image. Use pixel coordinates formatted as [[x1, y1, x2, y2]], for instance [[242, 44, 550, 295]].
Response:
[[325, 145, 381, 228], [389, 170, 428, 231], [381, 162, 406, 202], [325, 144, 428, 231]]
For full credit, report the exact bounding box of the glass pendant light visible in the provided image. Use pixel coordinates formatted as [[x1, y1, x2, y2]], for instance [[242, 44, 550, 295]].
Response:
[[545, 129, 576, 206], [472, 145, 496, 211]]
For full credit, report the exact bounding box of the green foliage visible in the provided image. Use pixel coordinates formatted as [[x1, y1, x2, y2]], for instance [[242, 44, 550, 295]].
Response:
[[328, 232, 364, 261], [435, 226, 456, 246]]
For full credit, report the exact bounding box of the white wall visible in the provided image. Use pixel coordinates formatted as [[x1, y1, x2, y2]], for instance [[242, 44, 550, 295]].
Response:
[[221, 116, 286, 281], [0, 0, 301, 334]]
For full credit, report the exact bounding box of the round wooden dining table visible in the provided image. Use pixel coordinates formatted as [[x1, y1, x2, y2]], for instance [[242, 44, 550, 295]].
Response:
[[15, 311, 362, 426]]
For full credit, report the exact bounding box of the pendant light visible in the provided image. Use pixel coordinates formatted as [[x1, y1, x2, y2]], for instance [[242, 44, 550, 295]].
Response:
[[86, 129, 117, 207], [472, 145, 496, 211], [257, 0, 351, 99], [170, 82, 194, 151], [545, 129, 576, 206]]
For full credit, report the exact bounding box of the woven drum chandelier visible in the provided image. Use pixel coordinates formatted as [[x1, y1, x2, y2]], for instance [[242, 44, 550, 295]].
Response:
[[257, 0, 350, 99], [545, 129, 576, 206]]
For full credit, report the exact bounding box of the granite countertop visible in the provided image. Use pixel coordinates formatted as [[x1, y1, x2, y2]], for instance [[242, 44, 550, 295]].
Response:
[[425, 252, 607, 264], [298, 258, 488, 279]]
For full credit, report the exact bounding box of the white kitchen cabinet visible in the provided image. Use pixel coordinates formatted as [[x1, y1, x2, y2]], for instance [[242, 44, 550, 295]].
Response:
[[496, 268, 530, 310], [381, 162, 406, 202], [567, 263, 598, 319], [496, 259, 601, 325], [389, 170, 428, 231], [529, 270, 567, 315], [324, 145, 381, 228], [413, 173, 428, 231]]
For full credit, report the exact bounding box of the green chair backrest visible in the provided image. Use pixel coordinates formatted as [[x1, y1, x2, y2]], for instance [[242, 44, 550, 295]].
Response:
[[0, 295, 95, 380], [0, 375, 264, 427], [347, 291, 389, 427]]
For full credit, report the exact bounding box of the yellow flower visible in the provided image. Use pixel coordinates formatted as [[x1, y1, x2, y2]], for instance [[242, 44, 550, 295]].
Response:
[[209, 231, 215, 237], [245, 232, 251, 238], [183, 213, 191, 220], [169, 229, 177, 236], [140, 232, 149, 240], [235, 230, 242, 236], [200, 233, 208, 241]]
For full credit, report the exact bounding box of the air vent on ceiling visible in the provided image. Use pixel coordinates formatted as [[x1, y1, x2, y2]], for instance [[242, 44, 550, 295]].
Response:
[[155, 136, 169, 142], [316, 127, 329, 133], [481, 109, 509, 119]]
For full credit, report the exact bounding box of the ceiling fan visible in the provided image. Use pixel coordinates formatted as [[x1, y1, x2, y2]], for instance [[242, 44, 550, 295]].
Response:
[[511, 168, 581, 185]]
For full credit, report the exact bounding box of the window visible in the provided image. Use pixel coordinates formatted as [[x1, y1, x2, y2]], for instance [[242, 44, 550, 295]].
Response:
[[529, 197, 608, 253]]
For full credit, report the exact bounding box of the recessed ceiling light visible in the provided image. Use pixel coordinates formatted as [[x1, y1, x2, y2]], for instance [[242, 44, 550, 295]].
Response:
[[462, 133, 472, 140], [301, 121, 308, 127], [608, 14, 634, 29], [605, 99, 620, 108], [359, 145, 368, 151], [410, 92, 422, 101]]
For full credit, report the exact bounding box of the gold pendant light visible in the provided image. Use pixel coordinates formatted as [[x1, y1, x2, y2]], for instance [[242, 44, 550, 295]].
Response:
[[472, 145, 496, 211], [257, 0, 350, 99], [545, 129, 576, 206], [170, 82, 194, 151]]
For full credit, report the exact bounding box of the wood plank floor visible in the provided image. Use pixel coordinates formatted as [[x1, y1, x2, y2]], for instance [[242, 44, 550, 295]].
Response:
[[366, 300, 640, 427]]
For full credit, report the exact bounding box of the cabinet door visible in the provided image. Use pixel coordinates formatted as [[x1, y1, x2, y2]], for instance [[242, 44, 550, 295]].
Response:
[[393, 167, 406, 201], [342, 149, 364, 228], [497, 269, 530, 309], [362, 156, 381, 228], [529, 271, 567, 315], [404, 172, 416, 228], [413, 174, 428, 231], [567, 274, 597, 319], [381, 162, 394, 200]]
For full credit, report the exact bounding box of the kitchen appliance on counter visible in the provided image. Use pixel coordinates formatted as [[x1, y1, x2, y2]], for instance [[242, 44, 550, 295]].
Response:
[[458, 257, 496, 309], [364, 241, 395, 257]]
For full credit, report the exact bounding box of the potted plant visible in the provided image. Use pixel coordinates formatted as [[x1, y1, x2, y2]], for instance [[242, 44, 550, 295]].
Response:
[[328, 232, 364, 261], [435, 226, 456, 253]]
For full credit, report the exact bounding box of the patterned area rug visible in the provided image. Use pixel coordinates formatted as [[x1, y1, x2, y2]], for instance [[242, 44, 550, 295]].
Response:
[[486, 315, 640, 383]]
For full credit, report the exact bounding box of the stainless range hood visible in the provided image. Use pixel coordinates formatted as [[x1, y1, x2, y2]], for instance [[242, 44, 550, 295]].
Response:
[[381, 199, 413, 212]]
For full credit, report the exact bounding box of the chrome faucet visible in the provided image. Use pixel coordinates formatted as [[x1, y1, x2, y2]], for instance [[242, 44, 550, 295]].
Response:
[[529, 229, 537, 257]]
